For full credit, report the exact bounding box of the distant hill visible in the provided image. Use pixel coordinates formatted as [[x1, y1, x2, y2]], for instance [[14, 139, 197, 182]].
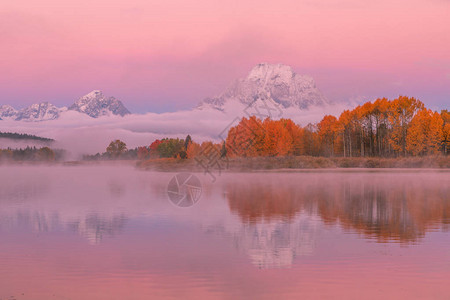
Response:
[[0, 132, 54, 142]]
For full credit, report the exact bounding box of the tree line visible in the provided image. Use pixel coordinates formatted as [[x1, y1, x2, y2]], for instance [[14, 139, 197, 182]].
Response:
[[90, 96, 450, 161], [0, 146, 63, 161], [0, 132, 54, 142], [226, 96, 449, 157]]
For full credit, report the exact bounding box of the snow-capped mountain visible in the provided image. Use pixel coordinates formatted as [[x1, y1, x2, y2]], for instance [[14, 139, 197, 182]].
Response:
[[68, 90, 130, 118], [15, 102, 62, 121], [0, 103, 61, 121], [0, 90, 131, 121], [0, 105, 18, 119], [197, 63, 329, 111]]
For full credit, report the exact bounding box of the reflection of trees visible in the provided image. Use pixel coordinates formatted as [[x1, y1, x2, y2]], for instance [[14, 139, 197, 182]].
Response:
[[216, 180, 320, 269], [0, 182, 49, 203], [226, 182, 314, 223], [0, 210, 127, 244], [0, 210, 60, 232], [225, 175, 450, 243], [317, 180, 450, 243], [68, 213, 127, 244]]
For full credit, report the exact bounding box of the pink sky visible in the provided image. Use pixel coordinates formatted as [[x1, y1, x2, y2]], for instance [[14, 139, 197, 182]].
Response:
[[1, 0, 449, 112]]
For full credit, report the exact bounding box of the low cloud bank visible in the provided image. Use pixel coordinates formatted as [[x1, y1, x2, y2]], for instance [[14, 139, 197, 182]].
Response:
[[0, 103, 352, 159]]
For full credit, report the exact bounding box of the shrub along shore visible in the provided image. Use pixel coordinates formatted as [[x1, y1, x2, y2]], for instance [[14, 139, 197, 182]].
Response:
[[136, 155, 450, 172]]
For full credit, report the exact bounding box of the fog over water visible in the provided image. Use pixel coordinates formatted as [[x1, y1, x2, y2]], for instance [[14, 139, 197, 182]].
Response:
[[0, 165, 449, 299]]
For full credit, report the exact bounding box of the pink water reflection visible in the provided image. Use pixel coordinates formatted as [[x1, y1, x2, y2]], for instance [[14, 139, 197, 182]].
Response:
[[0, 166, 449, 299]]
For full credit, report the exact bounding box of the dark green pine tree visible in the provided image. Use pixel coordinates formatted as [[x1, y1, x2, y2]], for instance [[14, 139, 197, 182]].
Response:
[[184, 135, 192, 150]]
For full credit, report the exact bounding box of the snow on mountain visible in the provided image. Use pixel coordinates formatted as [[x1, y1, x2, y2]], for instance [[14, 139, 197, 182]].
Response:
[[14, 102, 61, 122], [0, 105, 18, 119], [197, 63, 329, 111], [0, 91, 131, 122], [68, 90, 130, 118]]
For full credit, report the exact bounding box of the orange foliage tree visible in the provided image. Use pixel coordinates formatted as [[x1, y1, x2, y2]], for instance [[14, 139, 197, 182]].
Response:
[[407, 109, 443, 155], [317, 115, 338, 156], [441, 110, 450, 155], [223, 96, 447, 158]]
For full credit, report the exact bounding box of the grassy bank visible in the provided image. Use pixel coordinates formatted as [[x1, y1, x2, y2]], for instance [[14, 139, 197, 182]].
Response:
[[136, 155, 450, 171]]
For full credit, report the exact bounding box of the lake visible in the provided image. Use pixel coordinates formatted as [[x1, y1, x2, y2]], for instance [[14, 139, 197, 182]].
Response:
[[0, 165, 449, 299]]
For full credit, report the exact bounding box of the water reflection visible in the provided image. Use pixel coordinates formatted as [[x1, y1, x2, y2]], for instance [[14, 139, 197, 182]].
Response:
[[0, 181, 49, 203], [68, 213, 127, 244], [0, 210, 127, 244], [0, 210, 60, 232], [224, 173, 450, 244], [231, 215, 319, 269], [0, 167, 449, 299], [0, 168, 449, 248]]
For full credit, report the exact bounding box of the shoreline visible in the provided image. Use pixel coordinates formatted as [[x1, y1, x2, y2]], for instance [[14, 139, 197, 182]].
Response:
[[1, 155, 449, 171], [136, 156, 450, 171]]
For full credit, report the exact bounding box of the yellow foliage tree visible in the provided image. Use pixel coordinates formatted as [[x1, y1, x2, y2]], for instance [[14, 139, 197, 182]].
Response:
[[389, 96, 424, 156]]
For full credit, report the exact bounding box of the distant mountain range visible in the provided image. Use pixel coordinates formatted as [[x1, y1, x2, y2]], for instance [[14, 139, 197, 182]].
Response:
[[0, 90, 130, 121], [0, 63, 330, 122]]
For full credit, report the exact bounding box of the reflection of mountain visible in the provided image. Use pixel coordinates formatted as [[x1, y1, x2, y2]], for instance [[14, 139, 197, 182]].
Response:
[[201, 180, 321, 269], [234, 215, 319, 269], [68, 213, 127, 244], [203, 213, 320, 269], [0, 210, 127, 244], [224, 174, 450, 244]]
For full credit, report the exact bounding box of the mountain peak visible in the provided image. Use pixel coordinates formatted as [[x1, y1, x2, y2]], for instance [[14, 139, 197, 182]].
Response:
[[15, 102, 60, 121], [0, 105, 18, 119], [198, 63, 329, 111], [247, 63, 295, 83], [0, 91, 131, 122], [69, 91, 130, 118], [84, 90, 103, 98]]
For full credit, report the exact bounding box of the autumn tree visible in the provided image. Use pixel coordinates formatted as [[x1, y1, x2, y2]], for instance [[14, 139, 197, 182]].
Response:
[[263, 118, 293, 156], [157, 138, 185, 158], [106, 140, 127, 158], [318, 115, 338, 156], [407, 109, 443, 155], [338, 110, 351, 157], [149, 139, 163, 158], [226, 117, 264, 157], [303, 124, 320, 156], [225, 117, 305, 157], [35, 147, 55, 161], [282, 119, 304, 155], [388, 96, 424, 156], [187, 141, 202, 158], [221, 96, 447, 158], [441, 110, 450, 155], [137, 146, 150, 160]]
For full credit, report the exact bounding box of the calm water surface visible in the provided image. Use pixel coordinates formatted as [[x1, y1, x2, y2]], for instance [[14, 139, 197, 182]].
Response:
[[0, 165, 449, 299]]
